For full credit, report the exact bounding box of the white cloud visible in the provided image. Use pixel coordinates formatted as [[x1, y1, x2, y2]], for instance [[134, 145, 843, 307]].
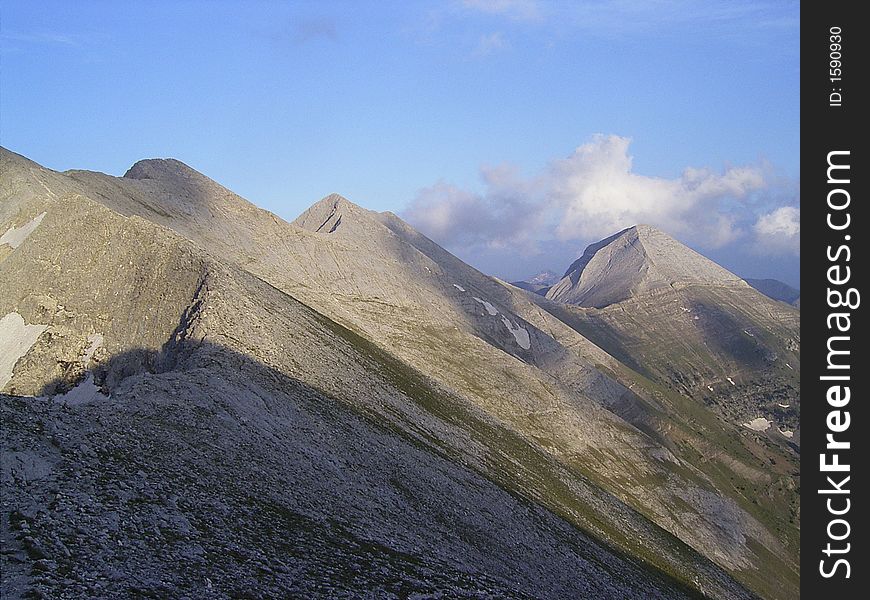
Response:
[[753, 206, 800, 255], [403, 134, 796, 264], [403, 165, 543, 251], [550, 134, 764, 246]]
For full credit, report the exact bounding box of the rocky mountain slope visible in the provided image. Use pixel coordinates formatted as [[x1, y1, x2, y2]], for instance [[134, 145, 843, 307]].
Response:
[[2, 147, 798, 599]]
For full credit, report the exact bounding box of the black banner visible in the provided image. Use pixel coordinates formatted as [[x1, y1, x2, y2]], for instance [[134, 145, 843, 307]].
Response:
[[802, 3, 867, 597]]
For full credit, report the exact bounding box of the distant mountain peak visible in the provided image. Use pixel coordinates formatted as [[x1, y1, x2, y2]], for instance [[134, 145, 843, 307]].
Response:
[[527, 270, 560, 285], [123, 157, 203, 181], [318, 192, 353, 208], [547, 224, 745, 307], [293, 193, 369, 234], [557, 227, 632, 281], [510, 270, 561, 296], [745, 278, 800, 306]]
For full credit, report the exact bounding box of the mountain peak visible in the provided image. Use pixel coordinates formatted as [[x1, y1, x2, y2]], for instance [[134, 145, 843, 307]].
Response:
[[123, 158, 203, 181], [611, 224, 664, 249], [293, 193, 369, 234], [510, 270, 561, 296], [524, 269, 557, 283], [547, 225, 745, 307], [318, 192, 356, 211], [556, 227, 632, 281]]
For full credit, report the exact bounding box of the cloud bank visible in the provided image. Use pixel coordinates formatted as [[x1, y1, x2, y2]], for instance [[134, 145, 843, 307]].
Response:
[[753, 205, 800, 255], [549, 135, 766, 247], [403, 135, 799, 271]]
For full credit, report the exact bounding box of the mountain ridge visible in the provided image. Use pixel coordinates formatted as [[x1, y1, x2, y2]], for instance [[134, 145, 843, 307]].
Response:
[[745, 278, 800, 306], [510, 270, 560, 295], [1, 146, 799, 600]]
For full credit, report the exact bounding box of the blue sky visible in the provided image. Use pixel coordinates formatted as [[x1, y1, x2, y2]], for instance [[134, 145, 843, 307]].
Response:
[[1, 0, 800, 286]]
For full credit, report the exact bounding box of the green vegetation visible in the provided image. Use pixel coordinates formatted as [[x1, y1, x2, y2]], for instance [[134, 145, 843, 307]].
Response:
[[307, 308, 737, 597]]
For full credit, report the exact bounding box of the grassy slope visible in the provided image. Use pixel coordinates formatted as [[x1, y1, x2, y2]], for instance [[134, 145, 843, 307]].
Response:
[[307, 306, 759, 599]]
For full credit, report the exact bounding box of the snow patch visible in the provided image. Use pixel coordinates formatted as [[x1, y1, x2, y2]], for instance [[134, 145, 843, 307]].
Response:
[[707, 385, 714, 392], [81, 333, 103, 364], [500, 316, 531, 350], [726, 377, 736, 386], [743, 417, 771, 432], [0, 212, 47, 249], [777, 403, 790, 409], [779, 428, 794, 439], [785, 363, 793, 370], [0, 312, 48, 389], [453, 284, 466, 292], [472, 297, 498, 316], [743, 329, 755, 337], [52, 333, 108, 405], [54, 372, 106, 406]]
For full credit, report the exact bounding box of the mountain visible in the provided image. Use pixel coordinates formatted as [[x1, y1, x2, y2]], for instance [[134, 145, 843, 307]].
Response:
[[539, 225, 800, 440], [745, 278, 800, 307], [527, 270, 561, 287], [2, 147, 798, 599], [510, 270, 560, 295], [546, 225, 747, 308]]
